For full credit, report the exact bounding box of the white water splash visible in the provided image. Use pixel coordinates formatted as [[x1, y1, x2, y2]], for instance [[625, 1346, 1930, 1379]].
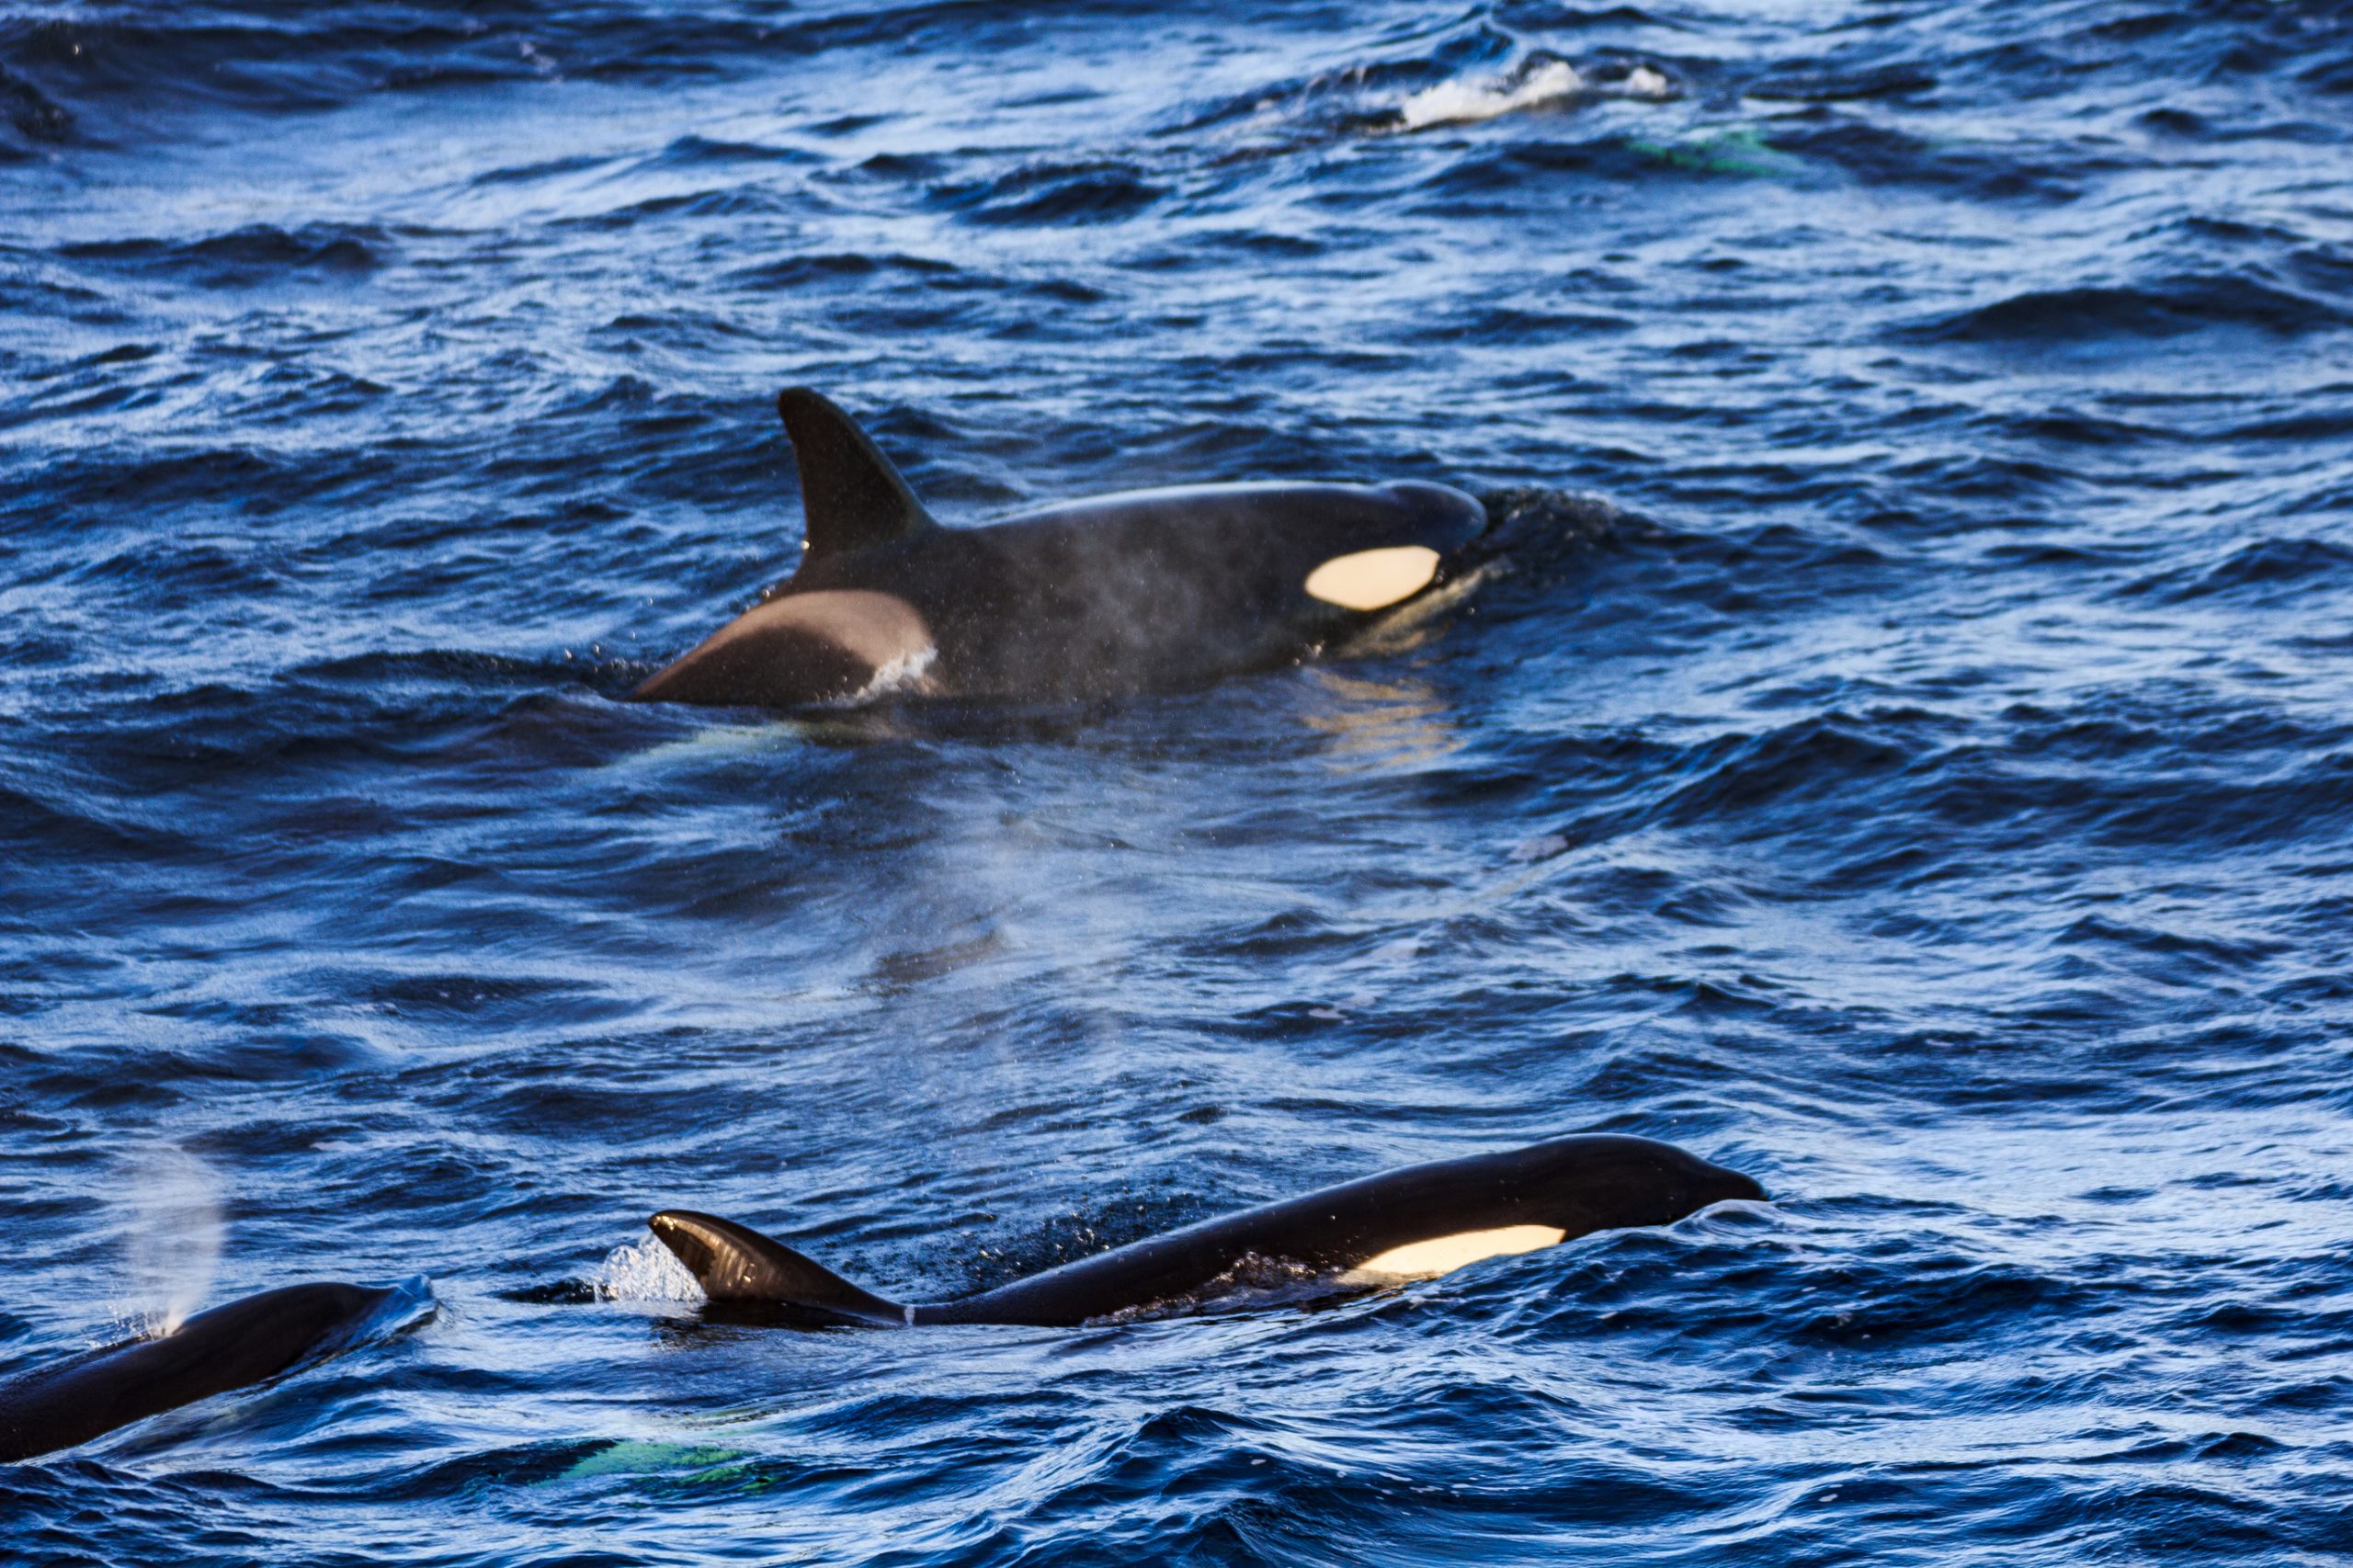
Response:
[[1624, 65, 1674, 101], [595, 1236, 706, 1301], [121, 1147, 224, 1336], [1399, 60, 1584, 131], [850, 643, 938, 704]]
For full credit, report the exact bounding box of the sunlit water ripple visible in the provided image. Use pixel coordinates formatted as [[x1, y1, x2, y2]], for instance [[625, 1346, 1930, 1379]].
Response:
[[2, 0, 2350, 1562]]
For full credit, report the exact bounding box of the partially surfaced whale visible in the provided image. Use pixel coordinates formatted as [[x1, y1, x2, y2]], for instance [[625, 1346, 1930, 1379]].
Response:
[[649, 1134, 1763, 1328], [0, 1282, 398, 1463], [631, 389, 1494, 707]]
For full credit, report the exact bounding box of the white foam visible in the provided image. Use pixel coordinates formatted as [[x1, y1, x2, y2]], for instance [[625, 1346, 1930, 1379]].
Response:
[[850, 643, 938, 704], [1399, 60, 1584, 131], [595, 1237, 706, 1302], [1623, 65, 1673, 101]]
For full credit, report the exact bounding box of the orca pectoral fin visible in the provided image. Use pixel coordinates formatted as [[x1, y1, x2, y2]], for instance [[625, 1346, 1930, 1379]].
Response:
[[649, 1210, 909, 1328], [775, 389, 935, 565]]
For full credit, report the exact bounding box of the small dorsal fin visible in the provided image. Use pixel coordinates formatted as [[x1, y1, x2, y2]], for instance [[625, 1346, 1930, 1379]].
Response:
[[776, 388, 935, 563], [649, 1210, 908, 1327]]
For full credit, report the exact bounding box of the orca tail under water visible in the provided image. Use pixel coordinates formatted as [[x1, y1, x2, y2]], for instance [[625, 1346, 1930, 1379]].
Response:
[[648, 1210, 909, 1328]]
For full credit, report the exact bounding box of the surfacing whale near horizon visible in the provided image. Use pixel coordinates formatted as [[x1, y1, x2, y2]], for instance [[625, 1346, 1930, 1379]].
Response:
[[648, 1134, 1763, 1328], [631, 389, 1501, 709], [0, 1278, 426, 1464]]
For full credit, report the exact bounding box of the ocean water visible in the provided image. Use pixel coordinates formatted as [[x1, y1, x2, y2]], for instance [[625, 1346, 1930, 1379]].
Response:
[[3, 0, 2351, 1562]]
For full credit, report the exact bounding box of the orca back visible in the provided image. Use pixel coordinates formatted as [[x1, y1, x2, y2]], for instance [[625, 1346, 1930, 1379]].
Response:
[[0, 1282, 392, 1463]]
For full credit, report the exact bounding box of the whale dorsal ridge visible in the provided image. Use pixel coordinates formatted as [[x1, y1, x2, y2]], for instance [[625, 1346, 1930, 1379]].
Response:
[[776, 388, 935, 563]]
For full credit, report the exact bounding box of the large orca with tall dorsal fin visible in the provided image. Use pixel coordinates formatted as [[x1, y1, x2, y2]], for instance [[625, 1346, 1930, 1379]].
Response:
[[646, 1135, 1763, 1328], [0, 1281, 407, 1463], [631, 389, 1495, 707]]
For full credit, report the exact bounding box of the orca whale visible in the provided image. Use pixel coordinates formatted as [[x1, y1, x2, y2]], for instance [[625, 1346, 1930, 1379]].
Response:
[[631, 389, 1494, 708], [0, 1282, 396, 1463], [648, 1134, 1762, 1328]]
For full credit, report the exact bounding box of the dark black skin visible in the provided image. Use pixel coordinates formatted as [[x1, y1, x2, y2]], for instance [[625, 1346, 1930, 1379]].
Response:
[[0, 1283, 391, 1463], [632, 389, 1492, 707], [651, 1135, 1765, 1329]]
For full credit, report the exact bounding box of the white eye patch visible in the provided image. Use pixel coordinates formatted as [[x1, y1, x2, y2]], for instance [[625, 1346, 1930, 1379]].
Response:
[[1343, 1224, 1567, 1281], [1304, 545, 1441, 611]]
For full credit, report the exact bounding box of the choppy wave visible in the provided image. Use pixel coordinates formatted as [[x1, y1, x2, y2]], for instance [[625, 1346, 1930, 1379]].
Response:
[[1397, 56, 1674, 131]]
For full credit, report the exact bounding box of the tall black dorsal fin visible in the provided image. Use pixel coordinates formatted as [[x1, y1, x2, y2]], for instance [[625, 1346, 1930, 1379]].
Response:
[[649, 1210, 908, 1327], [776, 388, 935, 562]]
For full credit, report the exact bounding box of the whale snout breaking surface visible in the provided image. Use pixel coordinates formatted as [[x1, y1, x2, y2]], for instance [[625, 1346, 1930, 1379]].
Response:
[[631, 389, 1492, 709], [648, 1134, 1765, 1329]]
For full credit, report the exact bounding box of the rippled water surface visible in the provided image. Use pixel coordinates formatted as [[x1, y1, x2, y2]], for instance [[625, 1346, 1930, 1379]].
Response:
[[4, 1, 2352, 1562]]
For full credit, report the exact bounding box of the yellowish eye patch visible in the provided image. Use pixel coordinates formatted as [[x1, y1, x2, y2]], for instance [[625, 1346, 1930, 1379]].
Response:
[[1303, 545, 1442, 611], [1344, 1224, 1567, 1281]]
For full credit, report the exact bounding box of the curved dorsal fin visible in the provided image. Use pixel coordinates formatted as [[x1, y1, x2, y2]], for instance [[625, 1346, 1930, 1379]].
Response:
[[649, 1210, 908, 1328], [776, 388, 935, 563]]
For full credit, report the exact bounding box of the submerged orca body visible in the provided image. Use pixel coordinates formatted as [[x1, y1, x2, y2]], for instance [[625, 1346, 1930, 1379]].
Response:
[[650, 1134, 1762, 1329], [0, 1283, 392, 1463], [631, 389, 1493, 708]]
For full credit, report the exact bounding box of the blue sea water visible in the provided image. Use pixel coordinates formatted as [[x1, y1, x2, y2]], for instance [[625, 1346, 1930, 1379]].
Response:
[[3, 0, 2352, 1561]]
